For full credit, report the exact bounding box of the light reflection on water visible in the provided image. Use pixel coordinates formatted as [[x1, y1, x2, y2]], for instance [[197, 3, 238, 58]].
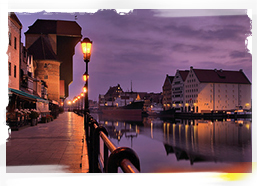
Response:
[[93, 113, 252, 173]]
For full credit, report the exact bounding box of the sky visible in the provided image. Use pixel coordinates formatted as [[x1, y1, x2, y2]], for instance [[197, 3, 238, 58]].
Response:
[[14, 9, 252, 102]]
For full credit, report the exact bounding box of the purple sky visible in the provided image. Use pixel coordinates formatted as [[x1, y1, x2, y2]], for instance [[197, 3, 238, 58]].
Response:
[[15, 9, 252, 101]]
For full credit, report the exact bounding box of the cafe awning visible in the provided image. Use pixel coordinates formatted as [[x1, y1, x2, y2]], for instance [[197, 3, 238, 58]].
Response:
[[8, 88, 49, 103]]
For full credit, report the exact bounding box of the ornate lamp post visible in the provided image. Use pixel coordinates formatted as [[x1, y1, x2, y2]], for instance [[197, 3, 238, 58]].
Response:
[[81, 37, 92, 113], [81, 37, 93, 142]]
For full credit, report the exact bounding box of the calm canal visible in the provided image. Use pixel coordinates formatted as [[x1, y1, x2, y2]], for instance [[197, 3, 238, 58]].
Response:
[[92, 113, 252, 173]]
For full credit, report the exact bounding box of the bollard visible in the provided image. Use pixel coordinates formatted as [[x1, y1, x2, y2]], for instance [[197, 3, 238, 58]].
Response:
[[106, 147, 140, 173]]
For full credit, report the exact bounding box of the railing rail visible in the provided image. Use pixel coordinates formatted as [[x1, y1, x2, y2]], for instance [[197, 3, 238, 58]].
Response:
[[82, 112, 140, 173]]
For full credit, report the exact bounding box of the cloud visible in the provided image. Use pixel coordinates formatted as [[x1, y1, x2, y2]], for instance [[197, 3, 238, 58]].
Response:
[[229, 50, 252, 59], [172, 43, 213, 53]]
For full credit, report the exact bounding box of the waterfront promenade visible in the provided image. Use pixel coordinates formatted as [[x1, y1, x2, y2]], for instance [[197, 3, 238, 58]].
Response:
[[6, 112, 88, 173]]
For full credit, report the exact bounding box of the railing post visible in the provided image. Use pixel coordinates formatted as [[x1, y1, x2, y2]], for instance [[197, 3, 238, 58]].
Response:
[[103, 138, 109, 172], [92, 125, 108, 173], [88, 120, 94, 173], [106, 147, 140, 173]]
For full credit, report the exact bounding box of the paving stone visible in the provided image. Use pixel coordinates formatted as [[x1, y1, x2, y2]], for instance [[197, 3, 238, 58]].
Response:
[[6, 112, 88, 173]]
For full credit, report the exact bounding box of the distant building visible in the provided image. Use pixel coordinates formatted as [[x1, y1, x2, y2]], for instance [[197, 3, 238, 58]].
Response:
[[8, 12, 22, 90], [162, 75, 174, 110], [103, 84, 124, 106], [171, 70, 189, 112], [183, 66, 251, 113], [99, 84, 162, 112]]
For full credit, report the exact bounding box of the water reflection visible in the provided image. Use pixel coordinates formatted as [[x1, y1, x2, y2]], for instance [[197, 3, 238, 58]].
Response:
[[95, 113, 251, 172]]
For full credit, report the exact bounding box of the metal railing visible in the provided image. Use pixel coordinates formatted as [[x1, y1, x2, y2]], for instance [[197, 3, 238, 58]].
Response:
[[84, 113, 140, 173]]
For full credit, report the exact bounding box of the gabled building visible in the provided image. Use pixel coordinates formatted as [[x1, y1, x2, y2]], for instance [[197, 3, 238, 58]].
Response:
[[103, 84, 124, 106], [171, 70, 189, 112], [162, 75, 174, 110], [184, 66, 251, 113]]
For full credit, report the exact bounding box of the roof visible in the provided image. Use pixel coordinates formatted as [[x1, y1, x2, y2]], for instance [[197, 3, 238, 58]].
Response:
[[166, 75, 174, 83], [105, 84, 123, 96], [9, 12, 22, 28], [9, 88, 48, 103], [25, 19, 82, 37], [193, 69, 251, 84], [28, 35, 58, 60], [178, 70, 189, 81]]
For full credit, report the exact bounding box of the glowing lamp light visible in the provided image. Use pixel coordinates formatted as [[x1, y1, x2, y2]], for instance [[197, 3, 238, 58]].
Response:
[[83, 86, 87, 93], [81, 37, 93, 62], [83, 72, 89, 82], [78, 96, 80, 100], [68, 101, 71, 105], [81, 93, 84, 97]]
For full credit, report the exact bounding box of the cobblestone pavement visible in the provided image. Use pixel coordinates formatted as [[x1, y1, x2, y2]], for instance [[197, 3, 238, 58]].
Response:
[[6, 112, 89, 173]]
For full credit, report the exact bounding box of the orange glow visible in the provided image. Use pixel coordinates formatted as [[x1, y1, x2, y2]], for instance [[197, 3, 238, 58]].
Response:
[[81, 93, 84, 97], [83, 74, 89, 81], [83, 87, 87, 93], [81, 42, 92, 55], [68, 101, 71, 105], [78, 96, 80, 99]]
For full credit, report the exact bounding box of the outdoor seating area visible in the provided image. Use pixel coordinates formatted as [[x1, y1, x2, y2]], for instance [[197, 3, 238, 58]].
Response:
[[6, 108, 61, 131]]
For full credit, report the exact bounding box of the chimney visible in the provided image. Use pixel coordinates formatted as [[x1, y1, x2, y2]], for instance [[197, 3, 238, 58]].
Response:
[[220, 69, 223, 72], [239, 69, 243, 72], [190, 66, 193, 70], [214, 69, 217, 72]]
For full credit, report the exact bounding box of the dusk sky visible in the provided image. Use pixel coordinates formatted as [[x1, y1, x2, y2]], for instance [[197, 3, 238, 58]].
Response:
[[15, 9, 252, 101]]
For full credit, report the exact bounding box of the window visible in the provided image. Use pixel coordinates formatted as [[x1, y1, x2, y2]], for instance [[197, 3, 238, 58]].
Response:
[[9, 33, 11, 45], [14, 37, 17, 49], [14, 65, 16, 78], [8, 62, 11, 76]]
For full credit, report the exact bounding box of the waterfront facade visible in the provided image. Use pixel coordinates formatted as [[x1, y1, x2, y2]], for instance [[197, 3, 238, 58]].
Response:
[[171, 70, 189, 112], [183, 67, 251, 113], [162, 75, 174, 110], [8, 13, 22, 90]]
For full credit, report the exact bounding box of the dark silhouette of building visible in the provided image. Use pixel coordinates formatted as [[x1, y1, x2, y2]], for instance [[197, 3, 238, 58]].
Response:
[[25, 19, 82, 103]]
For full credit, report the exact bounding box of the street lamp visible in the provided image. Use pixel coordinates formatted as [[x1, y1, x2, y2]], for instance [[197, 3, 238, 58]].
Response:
[[81, 37, 92, 146], [81, 37, 92, 113], [83, 72, 89, 82]]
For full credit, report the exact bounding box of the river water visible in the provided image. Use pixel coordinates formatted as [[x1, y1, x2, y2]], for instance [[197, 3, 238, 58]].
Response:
[[91, 113, 252, 173]]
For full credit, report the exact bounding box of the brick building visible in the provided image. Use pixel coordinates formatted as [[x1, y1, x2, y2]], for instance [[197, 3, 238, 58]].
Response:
[[25, 19, 82, 104], [8, 13, 22, 90]]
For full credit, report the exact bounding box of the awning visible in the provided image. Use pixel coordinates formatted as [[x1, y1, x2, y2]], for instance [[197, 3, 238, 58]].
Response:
[[8, 88, 49, 103]]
